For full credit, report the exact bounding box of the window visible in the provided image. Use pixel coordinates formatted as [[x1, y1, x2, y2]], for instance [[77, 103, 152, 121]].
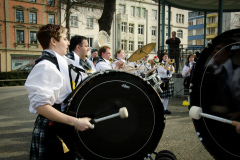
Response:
[[48, 14, 55, 24], [29, 0, 36, 2], [131, 6, 135, 16], [119, 5, 125, 14], [29, 12, 37, 23], [152, 10, 157, 20], [121, 40, 127, 50], [196, 39, 203, 45], [188, 40, 193, 46], [87, 37, 93, 48], [129, 24, 134, 33], [87, 8, 93, 12], [142, 8, 146, 18], [129, 41, 134, 51], [48, 0, 55, 5], [196, 19, 203, 25], [188, 30, 193, 36], [196, 29, 203, 35], [208, 17, 215, 23], [138, 42, 143, 48], [136, 7, 140, 18], [16, 10, 24, 22], [138, 25, 144, 34], [176, 14, 184, 23], [30, 31, 37, 44], [87, 18, 94, 28], [122, 22, 127, 33], [177, 29, 183, 38], [71, 16, 78, 27], [208, 27, 215, 34], [188, 21, 193, 26], [166, 27, 168, 37], [17, 30, 24, 43], [152, 26, 156, 36]]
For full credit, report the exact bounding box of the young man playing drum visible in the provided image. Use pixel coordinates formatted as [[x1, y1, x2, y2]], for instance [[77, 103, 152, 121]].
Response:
[[25, 24, 92, 160]]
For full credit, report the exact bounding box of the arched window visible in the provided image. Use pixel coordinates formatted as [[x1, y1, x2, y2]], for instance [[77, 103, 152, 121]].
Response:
[[177, 29, 183, 38]]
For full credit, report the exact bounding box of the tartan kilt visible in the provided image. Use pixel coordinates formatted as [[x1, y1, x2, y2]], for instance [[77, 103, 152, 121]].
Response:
[[30, 115, 77, 160], [184, 86, 189, 95], [159, 78, 174, 99], [30, 115, 51, 160]]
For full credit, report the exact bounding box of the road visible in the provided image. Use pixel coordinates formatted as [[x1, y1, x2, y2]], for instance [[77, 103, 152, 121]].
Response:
[[0, 86, 214, 160]]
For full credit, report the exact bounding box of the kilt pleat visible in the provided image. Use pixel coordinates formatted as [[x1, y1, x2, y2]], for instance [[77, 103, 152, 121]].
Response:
[[30, 115, 51, 160], [159, 78, 174, 99]]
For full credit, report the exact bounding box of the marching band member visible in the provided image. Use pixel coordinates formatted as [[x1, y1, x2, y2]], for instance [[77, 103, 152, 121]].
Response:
[[182, 54, 195, 102], [157, 52, 175, 114], [66, 35, 96, 75], [112, 49, 126, 69], [89, 48, 98, 61], [25, 24, 92, 160], [96, 46, 123, 71]]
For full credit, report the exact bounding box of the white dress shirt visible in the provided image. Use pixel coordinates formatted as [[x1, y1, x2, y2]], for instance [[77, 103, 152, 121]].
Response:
[[25, 49, 72, 114], [157, 60, 175, 78], [96, 58, 112, 71], [182, 62, 194, 77]]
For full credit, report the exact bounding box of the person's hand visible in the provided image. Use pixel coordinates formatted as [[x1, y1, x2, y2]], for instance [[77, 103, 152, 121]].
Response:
[[188, 68, 192, 72], [75, 117, 92, 131], [115, 60, 124, 68], [236, 123, 240, 134]]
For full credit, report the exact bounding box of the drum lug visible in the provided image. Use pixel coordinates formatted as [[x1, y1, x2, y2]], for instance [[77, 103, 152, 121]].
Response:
[[189, 89, 192, 93], [106, 71, 110, 74], [100, 70, 105, 75], [190, 83, 193, 87]]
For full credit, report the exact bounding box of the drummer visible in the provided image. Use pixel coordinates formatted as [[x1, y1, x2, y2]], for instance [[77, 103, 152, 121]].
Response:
[[25, 24, 92, 159], [96, 46, 123, 71], [66, 35, 96, 74], [157, 52, 175, 114]]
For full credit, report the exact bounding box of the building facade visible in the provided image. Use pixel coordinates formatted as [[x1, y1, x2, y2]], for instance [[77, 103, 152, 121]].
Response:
[[62, 0, 189, 59], [160, 6, 188, 50], [0, 0, 60, 72], [188, 11, 240, 50]]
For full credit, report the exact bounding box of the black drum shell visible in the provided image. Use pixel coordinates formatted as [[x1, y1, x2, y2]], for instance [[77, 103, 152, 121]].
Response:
[[66, 70, 165, 160], [190, 29, 240, 160]]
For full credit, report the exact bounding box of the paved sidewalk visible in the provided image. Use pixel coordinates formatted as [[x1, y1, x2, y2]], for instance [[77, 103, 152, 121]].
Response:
[[0, 87, 214, 160], [155, 96, 214, 160]]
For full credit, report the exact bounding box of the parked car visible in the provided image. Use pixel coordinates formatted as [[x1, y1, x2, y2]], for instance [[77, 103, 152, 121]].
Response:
[[12, 64, 34, 72]]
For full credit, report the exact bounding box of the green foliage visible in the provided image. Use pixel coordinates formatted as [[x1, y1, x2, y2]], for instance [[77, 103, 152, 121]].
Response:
[[0, 71, 29, 87]]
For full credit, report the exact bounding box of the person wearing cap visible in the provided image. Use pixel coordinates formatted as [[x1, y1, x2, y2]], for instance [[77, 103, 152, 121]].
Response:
[[89, 48, 98, 62]]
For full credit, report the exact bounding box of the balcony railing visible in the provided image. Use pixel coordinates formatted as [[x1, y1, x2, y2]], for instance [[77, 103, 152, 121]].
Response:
[[158, 47, 204, 73], [206, 33, 217, 39], [206, 22, 218, 28]]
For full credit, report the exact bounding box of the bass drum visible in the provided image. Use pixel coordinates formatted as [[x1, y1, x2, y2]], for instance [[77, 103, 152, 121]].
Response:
[[66, 70, 165, 160], [190, 28, 240, 160]]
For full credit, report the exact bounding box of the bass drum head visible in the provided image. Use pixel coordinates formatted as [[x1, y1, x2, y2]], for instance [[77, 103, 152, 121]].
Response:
[[190, 29, 240, 160], [70, 70, 165, 160]]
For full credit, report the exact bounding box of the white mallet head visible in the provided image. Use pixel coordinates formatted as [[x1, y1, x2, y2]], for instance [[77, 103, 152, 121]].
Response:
[[189, 106, 203, 120], [119, 107, 128, 119]]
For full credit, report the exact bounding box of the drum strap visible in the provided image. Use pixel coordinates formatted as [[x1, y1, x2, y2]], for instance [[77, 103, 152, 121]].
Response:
[[68, 64, 86, 90], [35, 51, 60, 70], [35, 51, 83, 91]]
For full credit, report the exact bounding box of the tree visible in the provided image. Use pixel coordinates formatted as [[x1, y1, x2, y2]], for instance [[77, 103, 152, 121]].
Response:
[[98, 0, 116, 36], [60, 0, 116, 39], [60, 0, 88, 39]]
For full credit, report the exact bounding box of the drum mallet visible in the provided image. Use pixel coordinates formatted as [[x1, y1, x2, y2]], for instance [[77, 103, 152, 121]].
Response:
[[89, 107, 128, 129], [189, 106, 240, 127]]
